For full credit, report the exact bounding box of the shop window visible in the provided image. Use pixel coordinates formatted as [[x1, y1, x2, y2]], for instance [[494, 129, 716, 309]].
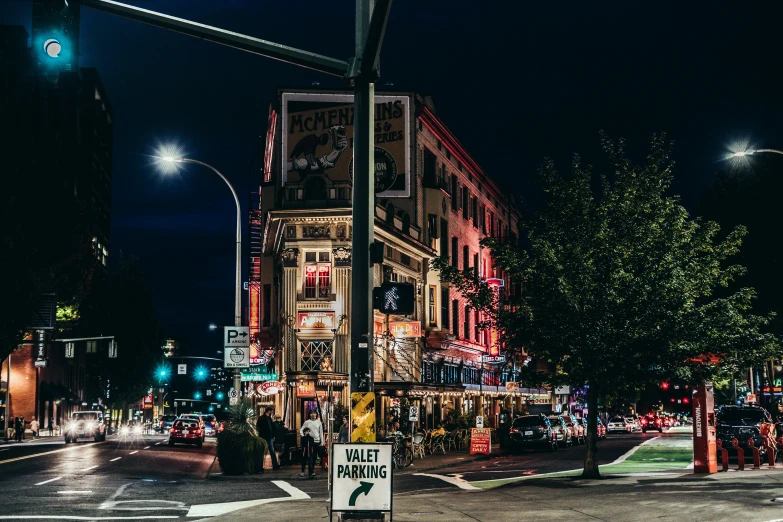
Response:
[[300, 340, 333, 371], [304, 252, 331, 299], [428, 285, 437, 327]]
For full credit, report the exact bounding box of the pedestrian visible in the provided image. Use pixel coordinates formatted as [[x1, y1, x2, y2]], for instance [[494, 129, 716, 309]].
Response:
[[255, 407, 280, 470], [299, 426, 317, 479], [273, 415, 287, 465], [432, 424, 446, 437], [49, 416, 54, 436], [300, 410, 324, 470], [30, 419, 39, 438], [15, 417, 22, 442], [338, 416, 350, 443]]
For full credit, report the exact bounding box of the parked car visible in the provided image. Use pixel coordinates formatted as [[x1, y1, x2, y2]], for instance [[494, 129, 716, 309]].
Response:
[[641, 414, 664, 433], [578, 417, 606, 440], [64, 411, 106, 443], [168, 419, 203, 448], [547, 416, 573, 447], [595, 418, 607, 439], [607, 416, 628, 434], [508, 414, 558, 452], [201, 414, 217, 437], [178, 414, 206, 441], [561, 414, 585, 444], [716, 405, 775, 457], [624, 415, 641, 433]]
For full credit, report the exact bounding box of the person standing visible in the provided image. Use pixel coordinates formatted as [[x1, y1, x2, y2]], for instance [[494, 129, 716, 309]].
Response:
[[15, 417, 23, 442], [300, 410, 324, 469], [338, 416, 350, 443], [273, 415, 287, 465], [256, 407, 280, 470], [30, 418, 39, 439], [299, 427, 317, 478]]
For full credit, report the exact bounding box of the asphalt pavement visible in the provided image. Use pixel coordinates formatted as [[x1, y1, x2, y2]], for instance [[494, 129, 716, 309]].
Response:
[[0, 428, 688, 521]]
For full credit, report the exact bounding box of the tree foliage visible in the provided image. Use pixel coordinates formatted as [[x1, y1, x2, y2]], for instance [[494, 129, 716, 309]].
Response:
[[434, 134, 780, 478]]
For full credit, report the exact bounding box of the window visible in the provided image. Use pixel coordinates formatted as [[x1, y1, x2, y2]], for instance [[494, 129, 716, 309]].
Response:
[[304, 252, 331, 299], [428, 285, 437, 327], [300, 340, 333, 371], [444, 364, 459, 384], [464, 306, 471, 341], [452, 300, 459, 338], [263, 285, 272, 327], [474, 309, 481, 342], [463, 246, 469, 271], [441, 288, 449, 330], [462, 187, 469, 219], [489, 212, 495, 237], [440, 219, 448, 259], [450, 174, 458, 210], [480, 204, 486, 233], [473, 253, 479, 275], [451, 237, 458, 267], [423, 149, 437, 186], [428, 214, 438, 249], [86, 341, 97, 354], [472, 196, 478, 226]]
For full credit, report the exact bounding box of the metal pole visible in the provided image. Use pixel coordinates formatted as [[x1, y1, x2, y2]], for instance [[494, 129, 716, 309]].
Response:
[[3, 355, 9, 440], [180, 158, 243, 394], [349, 0, 376, 438]]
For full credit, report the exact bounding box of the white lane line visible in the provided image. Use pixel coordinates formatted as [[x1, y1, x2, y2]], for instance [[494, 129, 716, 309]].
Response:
[[154, 442, 161, 445], [0, 441, 105, 466], [57, 491, 93, 494], [413, 473, 481, 490], [0, 515, 179, 520], [110, 457, 122, 462], [186, 480, 310, 518], [83, 465, 99, 471], [35, 476, 62, 486], [143, 446, 150, 450], [129, 451, 138, 455]]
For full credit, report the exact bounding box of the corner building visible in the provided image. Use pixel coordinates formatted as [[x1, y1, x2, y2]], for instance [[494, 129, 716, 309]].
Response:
[[250, 90, 546, 437]]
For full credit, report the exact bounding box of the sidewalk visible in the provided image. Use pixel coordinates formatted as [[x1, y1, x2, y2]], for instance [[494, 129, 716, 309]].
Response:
[[211, 467, 783, 522]]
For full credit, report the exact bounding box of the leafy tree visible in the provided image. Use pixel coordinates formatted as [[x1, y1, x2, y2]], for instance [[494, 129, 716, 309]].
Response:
[[434, 134, 780, 478]]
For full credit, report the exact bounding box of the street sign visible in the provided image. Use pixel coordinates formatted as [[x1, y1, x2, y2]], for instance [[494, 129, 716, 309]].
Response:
[[228, 389, 239, 399], [482, 355, 505, 363], [331, 443, 392, 513], [224, 347, 250, 368], [109, 340, 118, 358], [178, 364, 187, 375], [469, 428, 491, 455], [224, 326, 250, 347], [408, 406, 419, 422], [229, 396, 239, 406], [240, 372, 279, 382], [476, 415, 484, 428], [206, 389, 212, 396], [174, 401, 178, 408]]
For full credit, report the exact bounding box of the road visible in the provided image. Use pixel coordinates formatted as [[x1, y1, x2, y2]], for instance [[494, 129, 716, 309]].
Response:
[[0, 429, 690, 521]]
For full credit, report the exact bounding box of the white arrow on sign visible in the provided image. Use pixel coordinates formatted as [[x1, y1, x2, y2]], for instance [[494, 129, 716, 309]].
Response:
[[224, 326, 250, 347]]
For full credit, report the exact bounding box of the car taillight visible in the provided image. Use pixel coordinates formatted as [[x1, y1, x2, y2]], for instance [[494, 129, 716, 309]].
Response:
[[193, 429, 202, 434], [509, 428, 519, 433], [170, 428, 176, 433]]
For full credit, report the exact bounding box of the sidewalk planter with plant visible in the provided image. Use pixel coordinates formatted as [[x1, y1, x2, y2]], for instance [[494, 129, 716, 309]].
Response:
[[216, 398, 268, 475]]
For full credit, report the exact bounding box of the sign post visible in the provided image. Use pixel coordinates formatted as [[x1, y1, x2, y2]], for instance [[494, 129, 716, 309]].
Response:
[[331, 443, 392, 518]]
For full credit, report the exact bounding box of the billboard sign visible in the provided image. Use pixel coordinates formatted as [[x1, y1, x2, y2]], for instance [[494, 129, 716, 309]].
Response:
[[297, 311, 336, 330], [281, 92, 411, 198]]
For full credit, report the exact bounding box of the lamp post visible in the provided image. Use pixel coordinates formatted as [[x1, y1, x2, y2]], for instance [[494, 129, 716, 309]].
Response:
[[729, 148, 783, 158], [156, 154, 243, 393]]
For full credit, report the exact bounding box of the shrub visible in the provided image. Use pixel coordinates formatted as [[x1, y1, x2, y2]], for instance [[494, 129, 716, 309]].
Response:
[[216, 398, 267, 475]]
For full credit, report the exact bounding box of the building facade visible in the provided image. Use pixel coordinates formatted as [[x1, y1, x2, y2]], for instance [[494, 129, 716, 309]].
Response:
[[248, 90, 548, 438]]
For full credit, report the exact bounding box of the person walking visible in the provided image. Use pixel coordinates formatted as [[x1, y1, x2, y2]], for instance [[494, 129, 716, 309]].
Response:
[[299, 426, 317, 479], [15, 417, 23, 442], [338, 416, 350, 443], [255, 407, 280, 470], [273, 415, 287, 465], [300, 410, 324, 471], [30, 419, 39, 439]]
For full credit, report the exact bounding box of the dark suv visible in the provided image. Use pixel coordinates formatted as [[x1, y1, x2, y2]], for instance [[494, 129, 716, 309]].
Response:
[[508, 414, 557, 452], [716, 405, 775, 456]]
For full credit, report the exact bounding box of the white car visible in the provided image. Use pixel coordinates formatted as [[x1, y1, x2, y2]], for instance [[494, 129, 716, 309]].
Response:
[[64, 411, 106, 443], [624, 416, 641, 433], [606, 416, 628, 434]]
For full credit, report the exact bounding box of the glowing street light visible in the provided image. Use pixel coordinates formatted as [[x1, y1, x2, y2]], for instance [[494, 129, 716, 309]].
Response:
[[728, 148, 783, 158], [195, 366, 207, 380], [209, 324, 218, 331]]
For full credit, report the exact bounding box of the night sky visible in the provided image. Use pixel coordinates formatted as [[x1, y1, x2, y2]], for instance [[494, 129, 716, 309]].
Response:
[[4, 1, 783, 356]]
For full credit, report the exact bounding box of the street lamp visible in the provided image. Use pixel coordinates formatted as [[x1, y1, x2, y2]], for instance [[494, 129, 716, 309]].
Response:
[[153, 147, 243, 393], [728, 148, 783, 158]]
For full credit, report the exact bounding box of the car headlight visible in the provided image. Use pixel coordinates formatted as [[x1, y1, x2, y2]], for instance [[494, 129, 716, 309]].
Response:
[[133, 425, 142, 434], [66, 423, 75, 432], [119, 426, 129, 435], [85, 422, 95, 431]]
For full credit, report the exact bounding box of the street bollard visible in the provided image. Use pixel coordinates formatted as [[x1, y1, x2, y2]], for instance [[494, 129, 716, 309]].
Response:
[[716, 439, 729, 472], [767, 442, 777, 468], [748, 438, 761, 469], [731, 438, 744, 470], [777, 437, 783, 462]]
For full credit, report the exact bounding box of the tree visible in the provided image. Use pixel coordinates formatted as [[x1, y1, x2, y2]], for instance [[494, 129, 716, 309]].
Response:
[[434, 134, 780, 478]]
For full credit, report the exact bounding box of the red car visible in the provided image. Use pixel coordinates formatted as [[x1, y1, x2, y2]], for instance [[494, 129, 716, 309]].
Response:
[[640, 415, 663, 433], [168, 419, 203, 448]]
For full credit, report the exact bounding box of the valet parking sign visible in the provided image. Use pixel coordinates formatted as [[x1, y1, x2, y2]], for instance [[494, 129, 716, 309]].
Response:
[[331, 443, 392, 514]]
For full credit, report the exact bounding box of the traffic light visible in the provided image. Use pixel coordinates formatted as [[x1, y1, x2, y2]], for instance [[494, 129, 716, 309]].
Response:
[[216, 391, 224, 401], [661, 382, 669, 390], [32, 0, 80, 76], [373, 282, 415, 315], [194, 391, 202, 400]]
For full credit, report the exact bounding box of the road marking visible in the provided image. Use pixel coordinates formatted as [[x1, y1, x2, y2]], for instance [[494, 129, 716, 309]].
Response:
[[35, 476, 62, 486], [83, 465, 99, 471], [143, 446, 150, 450], [57, 491, 93, 494], [129, 451, 138, 455], [610, 436, 660, 465], [413, 473, 481, 490], [186, 480, 310, 517], [155, 442, 161, 446], [110, 457, 122, 462], [0, 515, 179, 520], [0, 441, 105, 466]]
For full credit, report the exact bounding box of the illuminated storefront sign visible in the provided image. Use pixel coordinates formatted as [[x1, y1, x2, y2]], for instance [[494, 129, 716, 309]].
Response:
[[298, 311, 336, 330], [258, 381, 282, 395], [389, 321, 421, 338], [297, 380, 316, 397]]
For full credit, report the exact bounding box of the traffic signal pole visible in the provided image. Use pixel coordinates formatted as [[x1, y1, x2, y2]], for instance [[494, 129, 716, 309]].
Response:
[[80, 0, 392, 438]]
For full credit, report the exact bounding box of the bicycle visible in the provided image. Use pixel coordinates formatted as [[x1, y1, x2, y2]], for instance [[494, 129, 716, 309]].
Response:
[[391, 433, 414, 469]]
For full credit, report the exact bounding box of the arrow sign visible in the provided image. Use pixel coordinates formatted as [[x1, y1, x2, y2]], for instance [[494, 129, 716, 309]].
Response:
[[224, 326, 250, 347], [349, 482, 374, 507]]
